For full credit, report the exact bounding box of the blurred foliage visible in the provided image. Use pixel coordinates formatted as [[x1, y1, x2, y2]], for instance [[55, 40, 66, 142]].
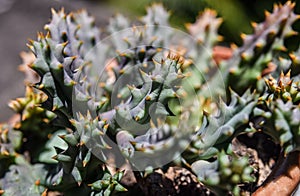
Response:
[[109, 0, 300, 47]]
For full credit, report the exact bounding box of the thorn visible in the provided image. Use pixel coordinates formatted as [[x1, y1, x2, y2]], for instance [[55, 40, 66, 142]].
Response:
[[230, 43, 238, 50], [184, 72, 192, 77], [280, 71, 284, 78], [45, 31, 51, 38], [250, 22, 257, 28], [38, 84, 45, 89], [51, 8, 57, 15], [177, 74, 185, 79], [52, 105, 57, 111], [286, 70, 291, 78], [256, 75, 262, 80], [240, 33, 247, 40], [37, 32, 44, 39], [279, 45, 287, 51], [137, 146, 146, 152], [264, 10, 270, 18], [104, 124, 109, 130], [255, 42, 264, 49], [127, 84, 134, 90], [241, 52, 250, 60], [105, 144, 112, 149], [139, 68, 147, 76], [41, 189, 47, 196], [62, 41, 68, 47], [99, 82, 106, 87], [203, 110, 209, 116], [150, 120, 156, 128], [289, 53, 296, 61], [14, 122, 21, 129], [217, 35, 223, 42], [139, 48, 145, 53], [83, 161, 88, 167], [69, 119, 76, 125], [47, 133, 52, 139], [179, 90, 187, 97], [28, 39, 35, 45], [2, 128, 8, 135], [35, 179, 41, 186], [152, 57, 160, 65], [119, 69, 125, 74], [26, 44, 35, 52], [58, 64, 64, 69], [135, 116, 140, 121], [2, 150, 9, 156], [70, 80, 77, 85]]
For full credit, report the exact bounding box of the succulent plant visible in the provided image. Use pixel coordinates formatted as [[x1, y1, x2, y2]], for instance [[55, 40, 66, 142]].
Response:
[[191, 150, 256, 196], [0, 158, 47, 196], [183, 90, 257, 162], [27, 9, 101, 127], [0, 124, 22, 177], [0, 1, 300, 195], [185, 9, 223, 95], [254, 71, 300, 154], [226, 2, 299, 94], [8, 87, 58, 162]]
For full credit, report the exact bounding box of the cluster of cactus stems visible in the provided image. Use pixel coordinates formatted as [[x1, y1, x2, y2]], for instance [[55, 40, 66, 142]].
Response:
[[0, 1, 299, 195]]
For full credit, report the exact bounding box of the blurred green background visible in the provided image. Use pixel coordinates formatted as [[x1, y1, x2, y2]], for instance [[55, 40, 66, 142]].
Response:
[[108, 0, 300, 47]]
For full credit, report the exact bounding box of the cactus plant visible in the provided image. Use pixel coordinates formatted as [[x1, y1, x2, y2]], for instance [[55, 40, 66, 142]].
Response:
[[0, 1, 299, 195], [256, 71, 300, 154], [191, 150, 256, 195]]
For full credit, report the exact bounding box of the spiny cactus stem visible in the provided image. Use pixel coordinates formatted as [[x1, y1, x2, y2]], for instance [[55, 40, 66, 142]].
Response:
[[99, 110, 116, 122]]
